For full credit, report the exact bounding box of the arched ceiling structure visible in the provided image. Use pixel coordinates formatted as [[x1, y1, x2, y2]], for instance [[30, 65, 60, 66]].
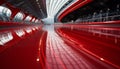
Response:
[[4, 0, 120, 23], [46, 0, 92, 22], [3, 0, 94, 23], [57, 0, 92, 22], [5, 0, 47, 19]]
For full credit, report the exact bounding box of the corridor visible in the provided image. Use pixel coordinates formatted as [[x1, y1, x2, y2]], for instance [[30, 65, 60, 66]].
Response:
[[0, 25, 118, 69], [0, 0, 120, 69], [43, 25, 115, 69]]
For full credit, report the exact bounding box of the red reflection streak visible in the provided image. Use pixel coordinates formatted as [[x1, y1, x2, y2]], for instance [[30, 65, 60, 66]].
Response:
[[52, 36, 67, 69], [46, 30, 101, 69], [46, 32, 67, 69], [38, 31, 50, 69], [0, 26, 46, 69], [67, 38, 120, 69], [56, 27, 120, 69]]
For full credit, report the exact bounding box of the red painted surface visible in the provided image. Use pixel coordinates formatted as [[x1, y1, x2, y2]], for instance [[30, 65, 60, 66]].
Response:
[[76, 20, 120, 25], [0, 21, 120, 69], [23, 13, 29, 21], [43, 25, 114, 69], [0, 0, 6, 5], [0, 21, 42, 26], [55, 22, 120, 68], [0, 23, 46, 69], [0, 30, 47, 69], [0, 23, 42, 53]]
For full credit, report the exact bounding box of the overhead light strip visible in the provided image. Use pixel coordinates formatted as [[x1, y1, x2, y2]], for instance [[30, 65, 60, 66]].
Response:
[[55, 0, 69, 15], [56, 0, 77, 18], [50, 0, 57, 16]]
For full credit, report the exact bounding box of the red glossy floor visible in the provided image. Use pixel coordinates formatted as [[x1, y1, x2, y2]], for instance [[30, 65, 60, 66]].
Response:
[[0, 24, 120, 69]]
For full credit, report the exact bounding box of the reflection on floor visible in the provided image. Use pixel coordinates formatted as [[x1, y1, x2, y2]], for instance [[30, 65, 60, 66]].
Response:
[[43, 25, 114, 69], [0, 25, 118, 69]]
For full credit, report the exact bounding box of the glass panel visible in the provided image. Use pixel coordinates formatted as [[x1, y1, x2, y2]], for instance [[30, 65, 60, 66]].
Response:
[[0, 6, 12, 21], [32, 18, 35, 22], [24, 16, 32, 22], [13, 12, 24, 22], [35, 19, 38, 23]]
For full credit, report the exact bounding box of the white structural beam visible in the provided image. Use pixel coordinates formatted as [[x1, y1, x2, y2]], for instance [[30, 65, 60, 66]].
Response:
[[46, 0, 71, 17], [44, 0, 78, 24]]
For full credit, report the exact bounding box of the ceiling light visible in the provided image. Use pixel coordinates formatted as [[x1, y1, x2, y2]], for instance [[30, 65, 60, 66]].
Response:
[[36, 0, 39, 2]]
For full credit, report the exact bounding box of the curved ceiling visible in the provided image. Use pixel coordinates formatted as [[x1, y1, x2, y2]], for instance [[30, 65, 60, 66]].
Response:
[[46, 0, 70, 17], [6, 0, 47, 19], [57, 0, 92, 22], [4, 0, 93, 22], [45, 0, 92, 21], [4, 0, 120, 23]]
